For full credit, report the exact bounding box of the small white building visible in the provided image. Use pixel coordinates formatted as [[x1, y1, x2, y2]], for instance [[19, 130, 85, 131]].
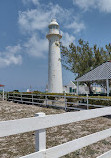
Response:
[[63, 81, 105, 95], [63, 81, 89, 94], [63, 81, 76, 94], [92, 85, 106, 94], [26, 89, 30, 92]]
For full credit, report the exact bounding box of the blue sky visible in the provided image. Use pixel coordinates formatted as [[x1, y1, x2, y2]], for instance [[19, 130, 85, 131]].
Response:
[[0, 0, 111, 92]]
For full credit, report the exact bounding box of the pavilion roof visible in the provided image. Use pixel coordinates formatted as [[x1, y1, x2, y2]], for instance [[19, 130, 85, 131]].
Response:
[[76, 61, 111, 82], [0, 84, 5, 87]]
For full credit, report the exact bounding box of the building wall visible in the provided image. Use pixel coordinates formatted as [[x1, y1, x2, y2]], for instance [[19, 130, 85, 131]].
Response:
[[63, 81, 106, 95], [63, 81, 76, 94], [92, 86, 106, 94], [63, 81, 89, 94]]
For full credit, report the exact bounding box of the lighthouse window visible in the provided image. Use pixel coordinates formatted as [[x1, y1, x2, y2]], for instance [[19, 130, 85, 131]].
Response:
[[49, 25, 58, 29], [49, 26, 52, 29], [54, 26, 57, 29], [52, 25, 57, 29]]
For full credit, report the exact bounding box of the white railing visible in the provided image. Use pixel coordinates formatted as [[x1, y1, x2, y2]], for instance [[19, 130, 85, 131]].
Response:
[[7, 93, 111, 111], [1, 107, 111, 157]]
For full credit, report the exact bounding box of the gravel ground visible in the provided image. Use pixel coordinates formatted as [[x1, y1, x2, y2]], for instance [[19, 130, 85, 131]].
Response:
[[0, 100, 111, 158]]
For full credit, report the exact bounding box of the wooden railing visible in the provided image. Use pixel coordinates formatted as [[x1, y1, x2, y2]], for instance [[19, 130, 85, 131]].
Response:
[[0, 107, 111, 157], [7, 93, 111, 111]]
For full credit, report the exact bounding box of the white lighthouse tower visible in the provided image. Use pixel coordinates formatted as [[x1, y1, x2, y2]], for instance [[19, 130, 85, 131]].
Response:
[[46, 19, 63, 93]]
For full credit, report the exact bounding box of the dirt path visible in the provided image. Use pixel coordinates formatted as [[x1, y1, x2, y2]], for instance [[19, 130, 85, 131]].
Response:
[[0, 101, 111, 158]]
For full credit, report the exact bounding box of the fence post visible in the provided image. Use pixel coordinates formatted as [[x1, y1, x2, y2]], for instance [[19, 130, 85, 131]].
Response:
[[87, 94, 89, 110], [3, 87, 4, 101], [13, 92, 14, 102], [7, 92, 9, 101], [21, 93, 22, 103], [32, 94, 33, 104], [64, 94, 67, 111], [35, 112, 46, 152], [45, 95, 47, 106]]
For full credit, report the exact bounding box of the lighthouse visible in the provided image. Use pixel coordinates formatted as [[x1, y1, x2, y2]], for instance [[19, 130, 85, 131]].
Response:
[[46, 19, 63, 93]]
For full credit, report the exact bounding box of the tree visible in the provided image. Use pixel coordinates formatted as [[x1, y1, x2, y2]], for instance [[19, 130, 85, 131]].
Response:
[[61, 39, 111, 94]]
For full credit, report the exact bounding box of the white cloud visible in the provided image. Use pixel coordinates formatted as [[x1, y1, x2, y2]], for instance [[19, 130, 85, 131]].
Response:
[[22, 0, 39, 6], [61, 32, 76, 47], [98, 0, 111, 13], [0, 1, 85, 68], [18, 4, 73, 34], [65, 21, 85, 34], [18, 2, 84, 56], [73, 0, 111, 13], [18, 9, 50, 33], [18, 3, 77, 56], [73, 0, 96, 11], [0, 45, 22, 68], [24, 34, 48, 57]]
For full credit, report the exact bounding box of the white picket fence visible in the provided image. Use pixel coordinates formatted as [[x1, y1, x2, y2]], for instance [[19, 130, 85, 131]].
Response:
[[0, 107, 111, 158]]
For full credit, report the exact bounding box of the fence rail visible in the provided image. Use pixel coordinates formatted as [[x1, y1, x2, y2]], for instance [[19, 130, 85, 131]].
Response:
[[97, 150, 111, 158], [7, 93, 111, 111], [1, 107, 111, 158]]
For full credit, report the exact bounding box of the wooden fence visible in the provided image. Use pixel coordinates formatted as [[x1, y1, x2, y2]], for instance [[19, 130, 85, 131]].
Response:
[[7, 93, 111, 111], [0, 107, 111, 157]]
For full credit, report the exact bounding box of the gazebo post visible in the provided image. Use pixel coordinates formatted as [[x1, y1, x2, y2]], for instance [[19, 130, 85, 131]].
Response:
[[77, 81, 79, 95], [106, 79, 109, 96], [3, 87, 4, 100]]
